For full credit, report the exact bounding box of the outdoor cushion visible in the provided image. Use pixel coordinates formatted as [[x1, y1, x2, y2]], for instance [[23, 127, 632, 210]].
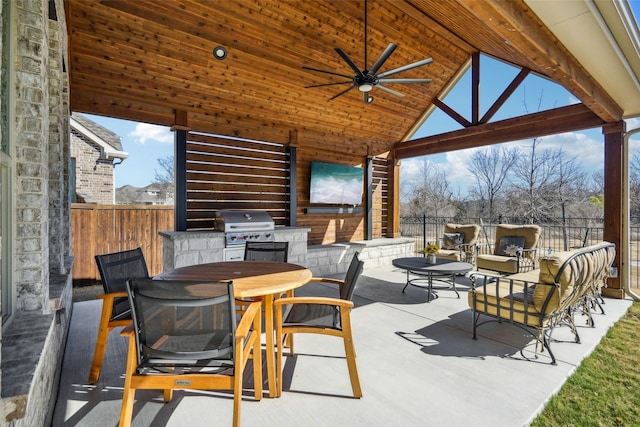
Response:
[[467, 279, 549, 327], [443, 232, 464, 249], [435, 249, 462, 261], [476, 254, 519, 274], [497, 236, 525, 256], [494, 224, 541, 257], [443, 224, 480, 245]]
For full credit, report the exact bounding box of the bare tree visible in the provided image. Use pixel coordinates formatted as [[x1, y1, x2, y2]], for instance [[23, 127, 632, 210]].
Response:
[[509, 137, 565, 223], [153, 155, 174, 185], [403, 158, 456, 218], [468, 146, 517, 221], [630, 152, 640, 217]]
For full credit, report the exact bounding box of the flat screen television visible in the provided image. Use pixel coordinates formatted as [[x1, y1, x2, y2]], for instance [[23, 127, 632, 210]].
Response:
[[309, 161, 364, 205]]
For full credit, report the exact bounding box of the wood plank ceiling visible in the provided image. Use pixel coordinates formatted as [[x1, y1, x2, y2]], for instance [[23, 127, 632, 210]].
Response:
[[66, 0, 621, 158]]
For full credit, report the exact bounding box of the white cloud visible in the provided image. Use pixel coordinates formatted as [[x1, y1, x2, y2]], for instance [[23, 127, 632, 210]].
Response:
[[128, 123, 173, 145]]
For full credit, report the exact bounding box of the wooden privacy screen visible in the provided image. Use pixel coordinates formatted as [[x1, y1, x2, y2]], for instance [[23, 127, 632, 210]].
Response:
[[185, 132, 290, 230], [371, 157, 389, 239], [296, 151, 390, 245], [71, 204, 173, 280]]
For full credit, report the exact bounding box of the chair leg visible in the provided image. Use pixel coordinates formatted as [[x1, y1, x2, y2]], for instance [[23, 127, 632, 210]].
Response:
[[163, 389, 173, 402], [233, 358, 243, 427], [88, 300, 114, 383], [340, 310, 362, 398], [275, 306, 285, 397], [119, 336, 138, 427]]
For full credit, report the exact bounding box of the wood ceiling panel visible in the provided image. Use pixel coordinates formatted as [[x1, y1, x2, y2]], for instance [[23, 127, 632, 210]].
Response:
[[67, 0, 623, 161]]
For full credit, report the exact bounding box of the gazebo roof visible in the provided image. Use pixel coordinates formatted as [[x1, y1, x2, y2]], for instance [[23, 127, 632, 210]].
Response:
[[66, 0, 640, 158]]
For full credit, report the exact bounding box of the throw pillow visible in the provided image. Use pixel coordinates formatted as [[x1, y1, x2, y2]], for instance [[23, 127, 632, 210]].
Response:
[[443, 232, 464, 249], [497, 236, 525, 256]]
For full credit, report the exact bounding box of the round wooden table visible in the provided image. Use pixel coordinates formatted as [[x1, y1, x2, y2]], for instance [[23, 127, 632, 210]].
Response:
[[157, 261, 312, 398]]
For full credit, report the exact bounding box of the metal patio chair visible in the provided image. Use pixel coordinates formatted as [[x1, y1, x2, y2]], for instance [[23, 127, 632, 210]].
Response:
[[274, 252, 364, 398], [89, 247, 149, 383], [244, 241, 289, 262], [119, 278, 262, 427]]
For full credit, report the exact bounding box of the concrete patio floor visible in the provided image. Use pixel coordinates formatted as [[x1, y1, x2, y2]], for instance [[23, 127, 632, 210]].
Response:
[[52, 265, 633, 427]]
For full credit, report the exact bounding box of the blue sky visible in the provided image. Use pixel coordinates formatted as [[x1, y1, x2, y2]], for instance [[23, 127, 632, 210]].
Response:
[[84, 3, 640, 191]]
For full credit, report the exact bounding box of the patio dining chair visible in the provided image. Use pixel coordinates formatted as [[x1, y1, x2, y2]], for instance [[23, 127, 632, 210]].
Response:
[[120, 278, 262, 427], [88, 247, 149, 384], [244, 241, 289, 262], [274, 252, 364, 398]]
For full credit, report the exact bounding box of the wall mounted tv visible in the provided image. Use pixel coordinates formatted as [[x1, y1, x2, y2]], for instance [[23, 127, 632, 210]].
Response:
[[309, 161, 364, 205]]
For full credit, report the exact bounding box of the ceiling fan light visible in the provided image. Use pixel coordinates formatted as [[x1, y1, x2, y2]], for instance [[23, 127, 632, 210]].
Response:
[[358, 83, 373, 92]]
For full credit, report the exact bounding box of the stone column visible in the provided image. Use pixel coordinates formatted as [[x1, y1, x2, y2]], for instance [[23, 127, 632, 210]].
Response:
[[14, 0, 50, 312]]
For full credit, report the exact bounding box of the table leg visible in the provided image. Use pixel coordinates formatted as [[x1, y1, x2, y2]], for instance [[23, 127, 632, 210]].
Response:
[[451, 273, 460, 298], [402, 270, 410, 292], [263, 294, 277, 398]]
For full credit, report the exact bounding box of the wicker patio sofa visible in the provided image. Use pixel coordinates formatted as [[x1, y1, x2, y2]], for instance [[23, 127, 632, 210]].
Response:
[[468, 242, 615, 365]]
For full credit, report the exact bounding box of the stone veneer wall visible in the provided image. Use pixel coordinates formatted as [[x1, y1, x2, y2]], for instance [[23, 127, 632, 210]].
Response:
[[160, 227, 414, 278], [306, 238, 415, 276], [1, 1, 74, 425], [160, 227, 310, 271]]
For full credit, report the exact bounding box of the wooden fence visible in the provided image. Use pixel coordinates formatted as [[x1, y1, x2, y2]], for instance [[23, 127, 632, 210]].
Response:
[[71, 204, 174, 280]]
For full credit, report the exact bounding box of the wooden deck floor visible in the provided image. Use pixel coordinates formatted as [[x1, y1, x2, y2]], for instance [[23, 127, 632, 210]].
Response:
[[52, 266, 632, 427]]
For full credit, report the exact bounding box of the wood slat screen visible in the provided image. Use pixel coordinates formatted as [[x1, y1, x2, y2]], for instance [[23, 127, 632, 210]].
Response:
[[185, 132, 290, 230], [71, 204, 173, 280], [372, 157, 389, 238]]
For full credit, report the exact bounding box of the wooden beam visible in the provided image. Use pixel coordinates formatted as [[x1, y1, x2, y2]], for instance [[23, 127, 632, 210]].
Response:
[[480, 68, 530, 124], [459, 0, 623, 122], [394, 104, 605, 159], [433, 99, 472, 128], [471, 52, 480, 124]]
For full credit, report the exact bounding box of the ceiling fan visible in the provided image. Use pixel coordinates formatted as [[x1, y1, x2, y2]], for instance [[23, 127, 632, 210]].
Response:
[[303, 0, 433, 104]]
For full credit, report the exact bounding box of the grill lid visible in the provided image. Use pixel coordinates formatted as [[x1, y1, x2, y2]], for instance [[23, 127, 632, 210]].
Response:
[[214, 210, 274, 232]]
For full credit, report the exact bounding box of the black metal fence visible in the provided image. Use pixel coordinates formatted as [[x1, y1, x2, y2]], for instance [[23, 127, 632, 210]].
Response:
[[399, 215, 638, 292]]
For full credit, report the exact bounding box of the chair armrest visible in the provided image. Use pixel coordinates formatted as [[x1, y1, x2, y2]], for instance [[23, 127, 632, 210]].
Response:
[[97, 291, 128, 301], [119, 323, 134, 337], [274, 296, 354, 309], [235, 301, 262, 340], [468, 271, 504, 289], [309, 277, 343, 286], [309, 277, 345, 294]]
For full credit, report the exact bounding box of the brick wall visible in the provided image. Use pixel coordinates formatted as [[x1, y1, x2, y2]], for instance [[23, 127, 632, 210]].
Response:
[[70, 130, 116, 204]]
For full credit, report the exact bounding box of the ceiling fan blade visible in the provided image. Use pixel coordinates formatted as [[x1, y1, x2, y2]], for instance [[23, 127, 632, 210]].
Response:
[[303, 66, 353, 79], [377, 58, 433, 78], [377, 78, 432, 84], [305, 81, 353, 88], [329, 85, 356, 101], [375, 84, 405, 98], [368, 43, 397, 75], [335, 48, 366, 78]]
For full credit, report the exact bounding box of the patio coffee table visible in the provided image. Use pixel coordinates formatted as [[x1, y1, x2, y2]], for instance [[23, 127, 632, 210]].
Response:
[[392, 257, 473, 301]]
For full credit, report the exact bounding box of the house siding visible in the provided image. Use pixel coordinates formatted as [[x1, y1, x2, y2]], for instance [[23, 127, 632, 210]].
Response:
[[70, 129, 116, 204]]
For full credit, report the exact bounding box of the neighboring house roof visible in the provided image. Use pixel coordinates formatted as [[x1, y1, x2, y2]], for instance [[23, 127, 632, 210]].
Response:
[[116, 183, 174, 205], [70, 112, 128, 160]]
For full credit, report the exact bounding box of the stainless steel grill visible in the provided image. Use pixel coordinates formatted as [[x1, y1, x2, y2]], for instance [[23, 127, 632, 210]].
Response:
[[214, 210, 275, 261]]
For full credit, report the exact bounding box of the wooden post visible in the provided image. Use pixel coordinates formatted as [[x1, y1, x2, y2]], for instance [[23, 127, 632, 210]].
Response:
[[365, 157, 373, 240], [602, 121, 625, 298], [386, 157, 401, 238], [171, 110, 190, 231]]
